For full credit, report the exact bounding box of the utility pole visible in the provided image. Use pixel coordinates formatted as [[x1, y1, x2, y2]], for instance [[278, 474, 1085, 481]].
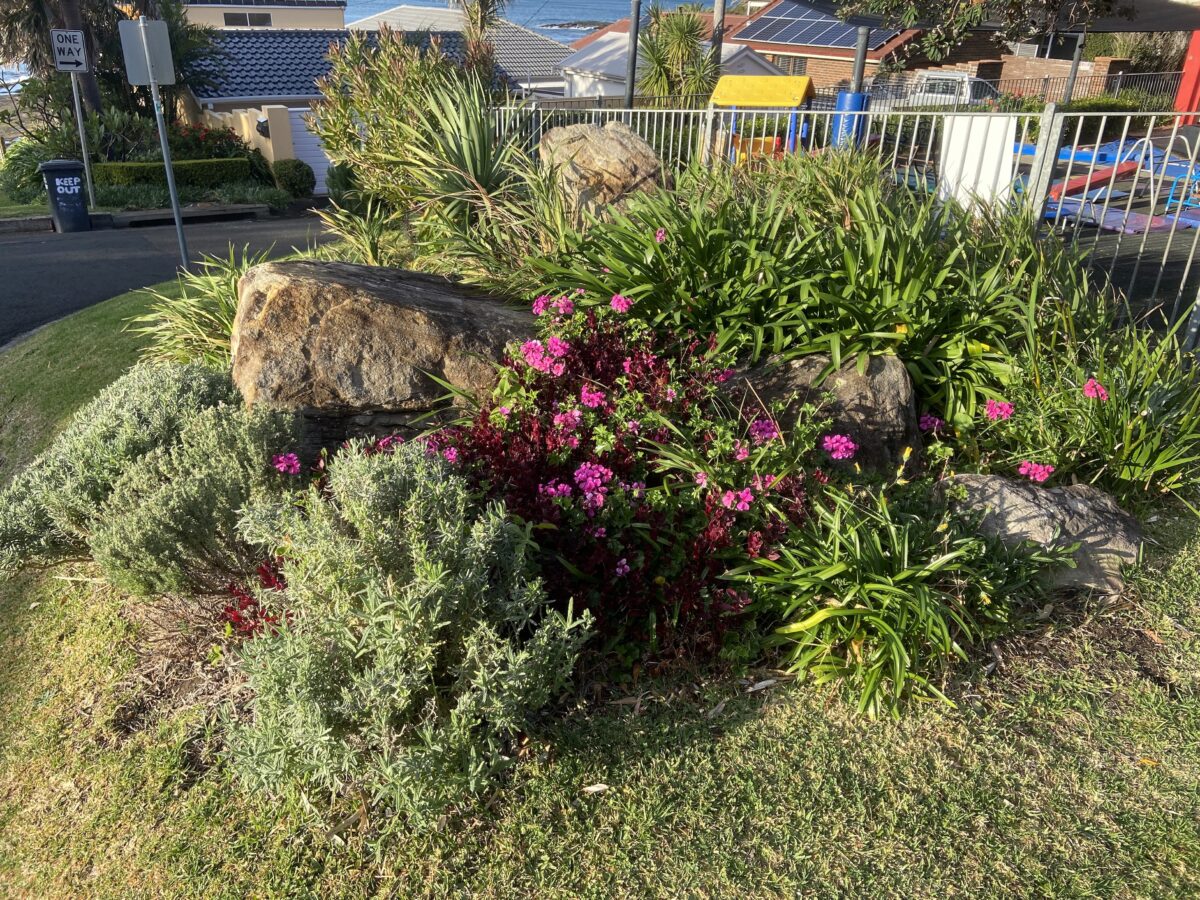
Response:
[[1062, 30, 1086, 104], [711, 0, 727, 69], [850, 25, 870, 93], [624, 0, 642, 108]]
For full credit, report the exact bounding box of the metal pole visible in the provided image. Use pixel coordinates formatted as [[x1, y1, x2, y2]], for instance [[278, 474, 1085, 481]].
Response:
[[711, 0, 727, 69], [624, 0, 642, 109], [850, 26, 870, 93], [69, 72, 95, 208], [139, 16, 188, 270], [1062, 30, 1086, 104]]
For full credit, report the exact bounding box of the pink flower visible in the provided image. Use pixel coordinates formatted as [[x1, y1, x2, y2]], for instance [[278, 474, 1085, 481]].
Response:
[[1018, 460, 1055, 483], [615, 558, 631, 577], [553, 408, 583, 430], [272, 452, 301, 475], [531, 295, 552, 315], [553, 296, 575, 316], [655, 227, 666, 243], [822, 434, 858, 461], [694, 471, 708, 488], [581, 384, 606, 408], [610, 294, 633, 313], [666, 387, 677, 401], [574, 461, 614, 515], [733, 442, 750, 461], [497, 406, 512, 417], [919, 413, 944, 433], [1083, 378, 1109, 402], [538, 480, 573, 498], [749, 418, 779, 445], [626, 419, 641, 433], [546, 336, 570, 358], [442, 446, 459, 464], [622, 358, 633, 374], [715, 368, 734, 384], [721, 488, 755, 511], [985, 399, 1015, 421]]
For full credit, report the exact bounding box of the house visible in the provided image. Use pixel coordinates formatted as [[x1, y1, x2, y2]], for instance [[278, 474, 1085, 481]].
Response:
[[349, 5, 571, 95], [188, 20, 569, 192], [558, 31, 782, 99], [183, 0, 346, 30]]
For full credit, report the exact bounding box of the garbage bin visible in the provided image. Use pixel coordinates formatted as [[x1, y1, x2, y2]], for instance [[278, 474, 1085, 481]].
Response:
[[38, 159, 91, 233]]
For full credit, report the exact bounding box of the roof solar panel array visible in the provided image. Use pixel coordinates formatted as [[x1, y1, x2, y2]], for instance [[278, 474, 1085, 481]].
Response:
[[735, 0, 899, 50]]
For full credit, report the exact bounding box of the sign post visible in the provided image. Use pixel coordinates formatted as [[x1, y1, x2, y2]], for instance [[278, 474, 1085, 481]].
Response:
[[119, 17, 188, 270], [51, 28, 95, 208]]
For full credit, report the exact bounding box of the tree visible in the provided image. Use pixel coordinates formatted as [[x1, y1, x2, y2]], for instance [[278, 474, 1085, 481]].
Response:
[[636, 4, 720, 100], [455, 0, 506, 78], [844, 0, 1129, 61], [0, 0, 114, 112]]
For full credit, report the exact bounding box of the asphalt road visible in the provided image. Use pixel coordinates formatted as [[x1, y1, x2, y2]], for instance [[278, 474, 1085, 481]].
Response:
[[0, 215, 328, 347]]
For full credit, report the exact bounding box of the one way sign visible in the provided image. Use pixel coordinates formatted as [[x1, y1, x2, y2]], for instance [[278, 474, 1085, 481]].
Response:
[[51, 29, 89, 73]]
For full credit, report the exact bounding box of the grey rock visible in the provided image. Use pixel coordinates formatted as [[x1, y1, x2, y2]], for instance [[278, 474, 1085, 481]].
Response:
[[539, 121, 663, 217], [940, 474, 1143, 593], [739, 354, 920, 469]]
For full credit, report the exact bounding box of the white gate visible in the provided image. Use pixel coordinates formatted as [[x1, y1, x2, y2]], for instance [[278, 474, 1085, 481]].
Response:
[[288, 107, 330, 195]]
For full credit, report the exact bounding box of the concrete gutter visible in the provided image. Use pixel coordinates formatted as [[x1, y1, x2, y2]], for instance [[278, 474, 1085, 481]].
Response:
[[0, 202, 269, 235]]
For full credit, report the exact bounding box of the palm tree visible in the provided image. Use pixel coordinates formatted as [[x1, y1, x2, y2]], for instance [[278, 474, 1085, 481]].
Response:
[[455, 0, 505, 78], [0, 0, 109, 111], [636, 3, 719, 102]]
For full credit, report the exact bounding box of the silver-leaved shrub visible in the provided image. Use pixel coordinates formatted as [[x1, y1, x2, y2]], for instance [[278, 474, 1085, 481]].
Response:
[[0, 362, 237, 573], [226, 441, 592, 828]]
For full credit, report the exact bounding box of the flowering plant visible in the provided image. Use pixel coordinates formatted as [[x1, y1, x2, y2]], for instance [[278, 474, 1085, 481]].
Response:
[[426, 291, 828, 650]]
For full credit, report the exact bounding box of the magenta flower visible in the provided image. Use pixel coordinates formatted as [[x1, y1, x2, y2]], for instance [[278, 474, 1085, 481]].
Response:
[[610, 294, 633, 313], [985, 399, 1015, 421], [442, 446, 459, 464], [581, 384, 606, 408], [1083, 378, 1109, 402], [574, 461, 614, 515], [622, 358, 633, 374], [655, 227, 667, 244], [919, 413, 944, 433], [546, 336, 570, 358], [531, 295, 552, 316], [749, 418, 780, 445], [1018, 460, 1055, 483], [733, 441, 750, 461], [538, 480, 573, 498], [497, 406, 512, 417], [552, 295, 574, 316], [822, 434, 858, 461], [666, 387, 677, 401], [553, 408, 583, 431], [721, 488, 755, 511], [626, 419, 641, 433], [694, 471, 708, 488], [615, 558, 631, 577], [715, 368, 734, 383], [272, 452, 301, 475]]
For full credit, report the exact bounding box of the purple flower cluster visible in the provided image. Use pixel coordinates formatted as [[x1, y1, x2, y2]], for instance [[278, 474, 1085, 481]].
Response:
[[521, 339, 567, 376], [272, 452, 301, 475], [985, 399, 1015, 421], [749, 418, 780, 445], [822, 434, 858, 461], [610, 294, 634, 313], [1018, 460, 1055, 483], [574, 461, 614, 514]]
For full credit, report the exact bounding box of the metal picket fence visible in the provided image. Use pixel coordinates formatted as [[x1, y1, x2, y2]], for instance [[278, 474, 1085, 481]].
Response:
[[497, 102, 1200, 343]]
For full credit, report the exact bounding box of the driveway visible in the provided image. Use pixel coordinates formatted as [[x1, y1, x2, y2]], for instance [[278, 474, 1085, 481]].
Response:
[[0, 215, 329, 346]]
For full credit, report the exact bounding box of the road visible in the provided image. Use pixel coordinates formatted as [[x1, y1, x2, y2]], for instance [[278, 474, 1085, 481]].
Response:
[[0, 215, 329, 346]]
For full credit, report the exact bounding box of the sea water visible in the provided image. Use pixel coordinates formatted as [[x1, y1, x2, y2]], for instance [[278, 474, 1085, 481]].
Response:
[[344, 0, 707, 43]]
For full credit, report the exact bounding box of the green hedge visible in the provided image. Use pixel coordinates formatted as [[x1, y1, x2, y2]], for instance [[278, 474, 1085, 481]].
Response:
[[93, 158, 251, 188]]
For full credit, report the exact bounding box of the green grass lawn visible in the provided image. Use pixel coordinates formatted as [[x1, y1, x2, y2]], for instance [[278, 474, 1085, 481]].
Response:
[[0, 295, 1198, 897], [0, 187, 45, 219]]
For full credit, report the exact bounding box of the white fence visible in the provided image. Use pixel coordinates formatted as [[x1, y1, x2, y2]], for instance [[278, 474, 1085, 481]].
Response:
[[499, 103, 1200, 340]]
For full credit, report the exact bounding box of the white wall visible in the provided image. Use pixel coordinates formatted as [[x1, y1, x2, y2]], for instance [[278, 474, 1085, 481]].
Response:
[[564, 71, 625, 99]]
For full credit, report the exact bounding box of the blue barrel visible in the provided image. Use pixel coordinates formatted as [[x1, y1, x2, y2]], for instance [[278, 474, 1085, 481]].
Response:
[[831, 92, 869, 148]]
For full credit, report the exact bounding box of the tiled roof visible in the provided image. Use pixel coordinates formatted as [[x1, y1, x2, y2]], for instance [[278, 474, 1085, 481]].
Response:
[[193, 28, 466, 100], [350, 5, 570, 79]]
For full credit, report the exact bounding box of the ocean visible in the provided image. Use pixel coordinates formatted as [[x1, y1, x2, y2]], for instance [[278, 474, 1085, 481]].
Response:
[[343, 0, 708, 43]]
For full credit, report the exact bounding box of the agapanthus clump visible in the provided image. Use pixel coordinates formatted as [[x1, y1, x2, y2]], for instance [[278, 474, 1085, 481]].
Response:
[[430, 291, 825, 651]]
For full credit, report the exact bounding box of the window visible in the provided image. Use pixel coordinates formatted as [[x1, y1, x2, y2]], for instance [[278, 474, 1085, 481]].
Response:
[[223, 12, 272, 26], [769, 55, 807, 76]]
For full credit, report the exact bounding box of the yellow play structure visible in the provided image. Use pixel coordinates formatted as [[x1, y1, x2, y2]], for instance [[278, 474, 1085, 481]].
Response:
[[708, 75, 816, 162]]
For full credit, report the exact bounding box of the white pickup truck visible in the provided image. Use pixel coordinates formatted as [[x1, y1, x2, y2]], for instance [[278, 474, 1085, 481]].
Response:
[[867, 72, 1001, 110]]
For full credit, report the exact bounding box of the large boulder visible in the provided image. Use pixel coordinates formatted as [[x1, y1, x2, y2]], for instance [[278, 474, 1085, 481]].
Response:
[[539, 121, 663, 217], [739, 354, 920, 470], [939, 474, 1143, 594], [231, 261, 533, 442]]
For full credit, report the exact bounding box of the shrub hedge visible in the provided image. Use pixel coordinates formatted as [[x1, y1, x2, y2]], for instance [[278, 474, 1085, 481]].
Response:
[[271, 158, 315, 198], [93, 158, 251, 188]]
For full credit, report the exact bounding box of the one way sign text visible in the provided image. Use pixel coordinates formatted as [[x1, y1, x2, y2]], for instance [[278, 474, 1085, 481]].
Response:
[[51, 29, 89, 73]]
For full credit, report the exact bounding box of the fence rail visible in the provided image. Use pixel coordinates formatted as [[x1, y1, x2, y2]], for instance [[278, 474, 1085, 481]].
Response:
[[497, 102, 1200, 342]]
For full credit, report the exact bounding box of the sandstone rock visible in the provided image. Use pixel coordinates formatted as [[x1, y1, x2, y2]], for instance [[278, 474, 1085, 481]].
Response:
[[232, 260, 533, 421], [539, 121, 663, 217], [940, 474, 1143, 594], [739, 354, 919, 469]]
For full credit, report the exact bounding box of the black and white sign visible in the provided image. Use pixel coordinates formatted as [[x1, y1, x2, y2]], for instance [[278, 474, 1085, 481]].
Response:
[[51, 29, 89, 73]]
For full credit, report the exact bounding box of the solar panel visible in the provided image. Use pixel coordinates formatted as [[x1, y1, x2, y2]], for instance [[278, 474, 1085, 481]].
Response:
[[733, 0, 900, 50]]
